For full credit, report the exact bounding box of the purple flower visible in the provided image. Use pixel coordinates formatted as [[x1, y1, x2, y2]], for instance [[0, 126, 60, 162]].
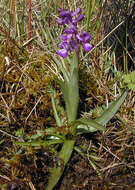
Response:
[[57, 49, 68, 58], [83, 43, 93, 52], [72, 14, 84, 24], [81, 31, 92, 42], [71, 8, 82, 17], [57, 9, 72, 25], [76, 31, 92, 42], [59, 41, 70, 50], [57, 8, 93, 58], [56, 8, 83, 26], [56, 18, 63, 25], [64, 28, 76, 34]]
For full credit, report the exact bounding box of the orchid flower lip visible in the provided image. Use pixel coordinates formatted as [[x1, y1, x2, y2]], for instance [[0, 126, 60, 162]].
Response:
[[83, 43, 93, 52], [83, 35, 91, 42], [82, 31, 92, 41], [57, 49, 68, 58], [76, 34, 83, 41]]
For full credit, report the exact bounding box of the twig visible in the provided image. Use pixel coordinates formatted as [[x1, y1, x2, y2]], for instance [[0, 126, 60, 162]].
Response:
[[0, 174, 11, 181], [82, 20, 125, 60], [0, 129, 19, 140], [25, 95, 43, 123]]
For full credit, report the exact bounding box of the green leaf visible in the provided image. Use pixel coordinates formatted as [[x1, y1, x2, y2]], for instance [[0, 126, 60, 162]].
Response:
[[52, 56, 69, 82], [95, 89, 128, 125], [70, 50, 78, 76], [76, 124, 100, 134], [46, 134, 65, 141], [14, 139, 63, 147], [76, 89, 128, 134], [123, 71, 135, 90], [77, 117, 106, 132], [56, 52, 79, 123], [64, 52, 79, 123], [50, 90, 62, 127], [128, 83, 135, 90], [66, 68, 79, 122], [45, 127, 57, 134], [46, 139, 75, 190], [124, 74, 130, 83]]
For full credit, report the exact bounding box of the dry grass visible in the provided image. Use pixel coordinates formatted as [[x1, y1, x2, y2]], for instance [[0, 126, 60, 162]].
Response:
[[0, 0, 135, 189]]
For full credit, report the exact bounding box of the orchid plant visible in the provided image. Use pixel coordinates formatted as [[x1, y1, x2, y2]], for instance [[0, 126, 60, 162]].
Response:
[[16, 8, 128, 190], [45, 8, 128, 190]]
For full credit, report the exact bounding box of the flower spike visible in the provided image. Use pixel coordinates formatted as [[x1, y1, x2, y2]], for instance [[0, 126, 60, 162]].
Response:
[[57, 8, 93, 58]]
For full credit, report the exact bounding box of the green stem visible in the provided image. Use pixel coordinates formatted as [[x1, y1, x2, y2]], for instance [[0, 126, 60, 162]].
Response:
[[46, 139, 75, 190], [66, 51, 79, 123], [46, 52, 79, 189]]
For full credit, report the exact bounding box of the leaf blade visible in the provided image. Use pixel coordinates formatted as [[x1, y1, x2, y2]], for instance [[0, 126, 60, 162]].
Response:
[[95, 89, 128, 125], [77, 117, 106, 131], [76, 89, 128, 134]]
